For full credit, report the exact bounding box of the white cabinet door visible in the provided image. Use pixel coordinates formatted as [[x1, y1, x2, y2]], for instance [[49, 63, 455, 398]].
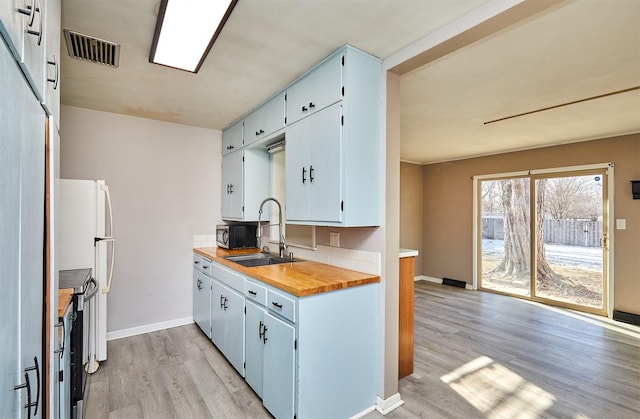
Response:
[[43, 0, 61, 128], [286, 103, 343, 223], [0, 0, 24, 58], [19, 61, 45, 419], [0, 39, 24, 419], [222, 120, 243, 155], [286, 52, 342, 125], [193, 271, 211, 339], [210, 279, 226, 350], [263, 313, 295, 419], [221, 151, 243, 220], [224, 287, 245, 376], [244, 301, 265, 398]]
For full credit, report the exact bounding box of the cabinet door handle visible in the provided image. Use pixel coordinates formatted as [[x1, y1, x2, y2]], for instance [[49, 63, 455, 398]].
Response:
[[301, 105, 308, 112], [22, 356, 40, 415], [302, 167, 306, 184], [248, 290, 257, 296], [54, 320, 65, 356], [255, 129, 264, 136], [228, 184, 234, 194], [196, 279, 202, 290], [25, 0, 43, 46], [271, 301, 283, 309], [262, 325, 268, 344], [259, 321, 264, 339], [309, 165, 314, 183], [223, 296, 229, 310], [18, 0, 37, 26], [309, 102, 315, 109], [14, 372, 32, 417], [47, 57, 59, 89]]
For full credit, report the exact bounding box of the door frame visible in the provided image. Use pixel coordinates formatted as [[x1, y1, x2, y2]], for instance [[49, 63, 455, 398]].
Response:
[[472, 162, 615, 318]]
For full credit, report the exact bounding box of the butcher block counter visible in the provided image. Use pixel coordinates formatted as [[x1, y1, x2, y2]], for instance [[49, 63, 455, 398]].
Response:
[[58, 288, 73, 318], [194, 247, 379, 297]]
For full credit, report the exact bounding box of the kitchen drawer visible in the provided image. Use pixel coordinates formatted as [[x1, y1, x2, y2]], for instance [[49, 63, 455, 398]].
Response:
[[244, 280, 267, 306], [193, 254, 203, 272], [267, 289, 296, 323], [200, 257, 213, 277], [212, 262, 244, 292]]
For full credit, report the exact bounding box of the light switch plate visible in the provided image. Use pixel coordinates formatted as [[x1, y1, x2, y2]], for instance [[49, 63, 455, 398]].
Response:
[[329, 232, 340, 247], [616, 219, 626, 230]]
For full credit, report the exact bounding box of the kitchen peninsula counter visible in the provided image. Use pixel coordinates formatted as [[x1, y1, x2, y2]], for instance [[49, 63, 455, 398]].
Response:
[[194, 247, 380, 297]]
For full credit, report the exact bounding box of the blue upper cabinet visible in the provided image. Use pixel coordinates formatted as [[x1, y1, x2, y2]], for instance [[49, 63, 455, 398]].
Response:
[[286, 46, 382, 227], [244, 92, 285, 147], [286, 52, 343, 125], [222, 119, 243, 155], [221, 45, 382, 227], [0, 0, 47, 101]]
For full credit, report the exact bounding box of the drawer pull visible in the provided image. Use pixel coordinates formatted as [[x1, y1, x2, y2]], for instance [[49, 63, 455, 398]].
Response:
[[309, 102, 315, 109], [271, 301, 283, 309], [248, 290, 257, 296], [301, 105, 308, 112]]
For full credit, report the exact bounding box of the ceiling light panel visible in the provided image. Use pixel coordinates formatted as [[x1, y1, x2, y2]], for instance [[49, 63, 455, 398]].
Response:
[[149, 0, 237, 72]]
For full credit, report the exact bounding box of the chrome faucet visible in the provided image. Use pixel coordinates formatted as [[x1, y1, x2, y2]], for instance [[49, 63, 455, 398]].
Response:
[[257, 197, 288, 258]]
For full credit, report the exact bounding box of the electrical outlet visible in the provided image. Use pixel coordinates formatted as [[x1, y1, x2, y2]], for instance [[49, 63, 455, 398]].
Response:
[[329, 232, 340, 247], [616, 219, 626, 230]]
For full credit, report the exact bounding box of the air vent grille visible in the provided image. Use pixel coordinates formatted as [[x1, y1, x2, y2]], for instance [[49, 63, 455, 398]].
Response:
[[63, 30, 120, 67]]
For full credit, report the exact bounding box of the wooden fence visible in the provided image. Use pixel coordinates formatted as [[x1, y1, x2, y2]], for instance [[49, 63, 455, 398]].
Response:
[[482, 217, 603, 247]]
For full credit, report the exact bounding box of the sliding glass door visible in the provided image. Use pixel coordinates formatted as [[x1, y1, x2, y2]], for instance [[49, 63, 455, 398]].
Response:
[[478, 168, 609, 315]]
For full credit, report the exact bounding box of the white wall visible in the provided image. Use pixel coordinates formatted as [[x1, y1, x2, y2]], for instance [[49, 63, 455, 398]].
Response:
[[60, 106, 221, 336]]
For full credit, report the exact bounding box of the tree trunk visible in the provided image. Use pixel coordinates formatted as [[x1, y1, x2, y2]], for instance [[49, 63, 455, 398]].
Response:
[[492, 179, 530, 276]]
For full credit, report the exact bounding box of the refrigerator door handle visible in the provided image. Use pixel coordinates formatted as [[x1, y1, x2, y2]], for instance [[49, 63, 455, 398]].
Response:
[[100, 184, 115, 295]]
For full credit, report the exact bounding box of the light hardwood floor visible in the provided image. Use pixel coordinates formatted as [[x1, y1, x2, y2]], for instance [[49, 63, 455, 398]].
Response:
[[85, 281, 640, 418]]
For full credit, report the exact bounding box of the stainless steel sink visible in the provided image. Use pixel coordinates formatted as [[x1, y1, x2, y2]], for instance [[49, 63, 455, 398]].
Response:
[[223, 252, 298, 268]]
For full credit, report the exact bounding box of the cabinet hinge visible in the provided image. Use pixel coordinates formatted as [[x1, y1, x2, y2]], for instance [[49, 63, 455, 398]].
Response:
[[341, 86, 344, 97], [242, 206, 244, 212], [341, 55, 344, 66], [284, 116, 287, 124], [341, 201, 344, 211], [59, 370, 63, 382], [242, 156, 245, 162], [341, 115, 344, 126], [244, 306, 246, 314], [285, 93, 287, 101], [294, 339, 297, 350], [244, 361, 246, 369]]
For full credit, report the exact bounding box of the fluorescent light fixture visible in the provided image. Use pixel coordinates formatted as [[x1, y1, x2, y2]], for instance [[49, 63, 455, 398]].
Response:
[[149, 0, 237, 73]]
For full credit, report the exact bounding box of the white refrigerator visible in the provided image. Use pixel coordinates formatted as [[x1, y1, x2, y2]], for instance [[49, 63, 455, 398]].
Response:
[[58, 179, 114, 372]]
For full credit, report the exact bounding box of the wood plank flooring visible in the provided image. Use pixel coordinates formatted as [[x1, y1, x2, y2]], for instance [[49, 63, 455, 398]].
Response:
[[85, 281, 640, 418]]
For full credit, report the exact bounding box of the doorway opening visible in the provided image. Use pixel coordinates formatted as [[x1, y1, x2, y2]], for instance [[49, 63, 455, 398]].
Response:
[[475, 164, 612, 316]]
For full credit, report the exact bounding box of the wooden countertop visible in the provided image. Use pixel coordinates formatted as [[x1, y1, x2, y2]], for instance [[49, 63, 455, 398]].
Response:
[[58, 288, 73, 318], [194, 247, 380, 297]]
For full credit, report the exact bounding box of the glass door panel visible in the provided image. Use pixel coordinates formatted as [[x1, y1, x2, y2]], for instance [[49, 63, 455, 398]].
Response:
[[479, 178, 531, 296], [534, 174, 605, 310]]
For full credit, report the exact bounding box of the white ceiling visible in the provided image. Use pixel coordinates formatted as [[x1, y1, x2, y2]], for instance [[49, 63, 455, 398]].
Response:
[[61, 0, 640, 165]]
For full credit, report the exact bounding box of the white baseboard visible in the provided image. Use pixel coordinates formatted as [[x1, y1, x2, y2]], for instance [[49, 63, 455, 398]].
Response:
[[107, 316, 194, 341], [376, 393, 404, 415], [350, 405, 377, 418], [416, 275, 473, 290]]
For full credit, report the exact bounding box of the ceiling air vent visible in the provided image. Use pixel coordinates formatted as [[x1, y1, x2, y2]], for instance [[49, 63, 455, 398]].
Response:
[[63, 30, 120, 67]]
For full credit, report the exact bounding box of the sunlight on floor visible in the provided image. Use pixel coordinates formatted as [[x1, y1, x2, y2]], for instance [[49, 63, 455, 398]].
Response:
[[441, 356, 575, 419]]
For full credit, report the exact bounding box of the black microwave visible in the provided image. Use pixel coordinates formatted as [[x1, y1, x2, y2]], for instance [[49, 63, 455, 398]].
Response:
[[216, 224, 257, 250]]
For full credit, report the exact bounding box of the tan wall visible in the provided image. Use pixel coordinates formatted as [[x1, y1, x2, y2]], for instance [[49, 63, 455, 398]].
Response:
[[400, 162, 424, 273], [420, 134, 640, 314]]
